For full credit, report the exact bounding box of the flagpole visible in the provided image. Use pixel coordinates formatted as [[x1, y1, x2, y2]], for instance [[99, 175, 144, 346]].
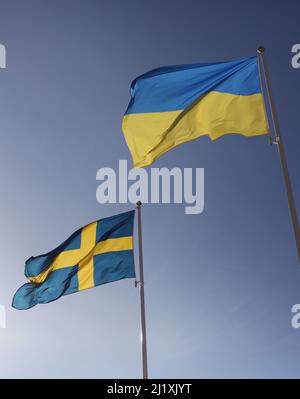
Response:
[[135, 201, 148, 379], [257, 46, 300, 263]]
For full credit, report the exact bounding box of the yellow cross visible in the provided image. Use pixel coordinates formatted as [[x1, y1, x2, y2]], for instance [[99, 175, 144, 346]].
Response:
[[28, 222, 133, 291]]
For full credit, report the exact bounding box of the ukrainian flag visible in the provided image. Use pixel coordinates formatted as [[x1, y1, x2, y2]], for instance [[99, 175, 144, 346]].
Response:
[[122, 57, 269, 168], [12, 211, 135, 310]]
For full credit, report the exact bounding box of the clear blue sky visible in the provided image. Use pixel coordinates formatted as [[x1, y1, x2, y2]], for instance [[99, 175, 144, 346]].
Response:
[[0, 0, 299, 378]]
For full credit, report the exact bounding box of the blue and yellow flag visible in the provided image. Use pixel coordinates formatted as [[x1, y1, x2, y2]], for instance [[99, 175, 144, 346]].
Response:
[[12, 211, 135, 310], [122, 57, 269, 167]]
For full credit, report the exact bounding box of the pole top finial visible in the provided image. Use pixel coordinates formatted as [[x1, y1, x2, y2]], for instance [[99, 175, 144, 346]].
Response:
[[136, 201, 142, 207], [257, 46, 266, 54]]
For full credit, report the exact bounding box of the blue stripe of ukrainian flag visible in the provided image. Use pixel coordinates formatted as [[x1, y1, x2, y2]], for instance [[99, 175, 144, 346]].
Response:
[[122, 57, 269, 168], [12, 211, 135, 310]]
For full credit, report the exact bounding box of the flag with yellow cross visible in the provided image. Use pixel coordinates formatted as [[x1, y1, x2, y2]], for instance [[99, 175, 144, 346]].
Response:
[[12, 210, 135, 310]]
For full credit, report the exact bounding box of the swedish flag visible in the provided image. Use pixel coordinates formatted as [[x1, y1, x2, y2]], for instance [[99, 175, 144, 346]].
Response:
[[12, 211, 135, 310]]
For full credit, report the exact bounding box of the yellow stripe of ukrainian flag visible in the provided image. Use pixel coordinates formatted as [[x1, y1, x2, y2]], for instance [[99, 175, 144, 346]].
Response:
[[123, 91, 268, 168]]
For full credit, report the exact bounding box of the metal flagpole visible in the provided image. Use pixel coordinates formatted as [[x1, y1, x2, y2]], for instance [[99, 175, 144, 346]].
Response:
[[257, 46, 300, 263], [135, 201, 148, 379]]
